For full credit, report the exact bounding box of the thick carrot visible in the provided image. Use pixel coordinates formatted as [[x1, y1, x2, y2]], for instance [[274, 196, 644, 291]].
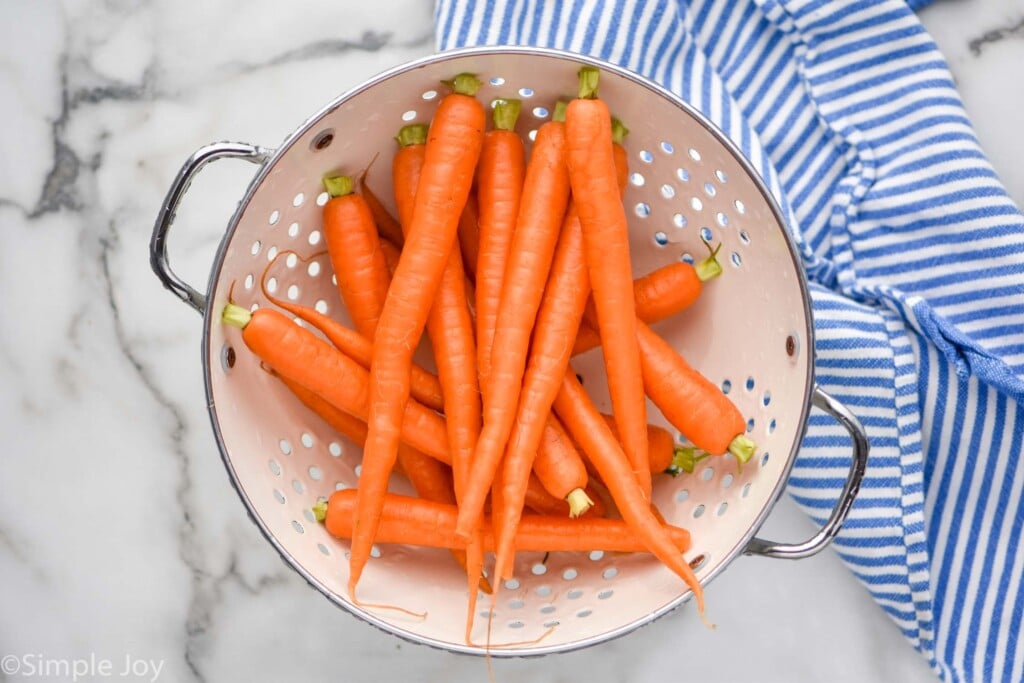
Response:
[[354, 74, 485, 596], [221, 304, 450, 464], [379, 238, 402, 276], [565, 68, 649, 497], [573, 246, 723, 356], [637, 320, 755, 460], [258, 254, 444, 411], [358, 170, 405, 248], [601, 414, 677, 473], [392, 122, 481, 503], [316, 490, 690, 553], [553, 371, 705, 612], [320, 175, 390, 340], [457, 115, 572, 540], [531, 415, 591, 508], [474, 99, 525, 394], [492, 197, 594, 580], [458, 191, 481, 281]]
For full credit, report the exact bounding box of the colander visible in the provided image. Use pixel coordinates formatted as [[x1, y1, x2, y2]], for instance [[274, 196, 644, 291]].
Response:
[[150, 46, 868, 656]]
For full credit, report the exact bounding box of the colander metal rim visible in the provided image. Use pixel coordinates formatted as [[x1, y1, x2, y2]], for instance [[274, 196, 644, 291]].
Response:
[[198, 44, 816, 656]]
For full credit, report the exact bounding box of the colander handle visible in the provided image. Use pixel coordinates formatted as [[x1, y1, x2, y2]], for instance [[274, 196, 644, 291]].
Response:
[[150, 142, 272, 314], [744, 386, 869, 559]]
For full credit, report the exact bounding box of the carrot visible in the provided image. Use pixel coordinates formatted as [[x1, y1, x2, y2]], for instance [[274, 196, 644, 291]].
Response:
[[524, 474, 606, 518], [474, 98, 525, 394], [573, 244, 722, 355], [531, 415, 592, 509], [320, 175, 390, 340], [358, 169, 405, 248], [600, 414, 677, 473], [221, 304, 450, 464], [315, 490, 690, 553], [354, 74, 485, 597], [380, 238, 402, 276], [637, 320, 755, 460], [457, 112, 572, 540], [391, 122, 481, 504], [552, 370, 705, 613], [458, 191, 481, 281], [492, 196, 595, 579], [259, 252, 444, 411], [565, 68, 650, 498]]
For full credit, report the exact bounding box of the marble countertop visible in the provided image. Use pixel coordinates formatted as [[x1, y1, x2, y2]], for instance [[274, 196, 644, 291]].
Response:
[[1, 1, 1020, 681]]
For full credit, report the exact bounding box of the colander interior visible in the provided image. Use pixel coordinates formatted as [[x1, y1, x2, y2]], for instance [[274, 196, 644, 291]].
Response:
[[202, 47, 814, 654]]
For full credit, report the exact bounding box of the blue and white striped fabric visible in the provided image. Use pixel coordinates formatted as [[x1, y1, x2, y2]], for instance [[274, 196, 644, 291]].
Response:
[[435, 1, 1024, 681]]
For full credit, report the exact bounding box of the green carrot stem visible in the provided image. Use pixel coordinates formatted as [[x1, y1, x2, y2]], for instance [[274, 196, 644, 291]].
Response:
[[611, 118, 630, 145], [728, 435, 756, 464], [577, 66, 600, 100], [322, 175, 354, 198], [552, 100, 568, 122], [221, 303, 252, 329], [695, 242, 723, 282], [395, 124, 428, 148], [491, 98, 522, 130], [442, 72, 483, 97], [565, 488, 595, 518]]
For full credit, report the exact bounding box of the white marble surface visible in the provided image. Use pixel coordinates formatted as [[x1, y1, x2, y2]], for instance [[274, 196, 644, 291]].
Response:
[[0, 1, 1020, 681]]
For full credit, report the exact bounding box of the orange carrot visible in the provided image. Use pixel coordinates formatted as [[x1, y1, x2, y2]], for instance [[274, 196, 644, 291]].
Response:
[[458, 191, 481, 282], [221, 304, 450, 464], [354, 74, 484, 597], [320, 175, 390, 340], [259, 254, 444, 412], [531, 415, 591, 507], [492, 194, 594, 580], [457, 113, 572, 540], [359, 169, 405, 248], [380, 238, 402, 276], [391, 122, 481, 504], [636, 320, 755, 460], [573, 246, 723, 355], [553, 371, 705, 612], [316, 490, 690, 553], [565, 68, 649, 498], [601, 414, 677, 473], [474, 98, 525, 394]]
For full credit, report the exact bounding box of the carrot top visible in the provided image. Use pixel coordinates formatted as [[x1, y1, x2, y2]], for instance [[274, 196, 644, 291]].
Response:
[[323, 174, 354, 198], [611, 117, 629, 145], [552, 100, 568, 123], [395, 123, 428, 148], [441, 72, 483, 97], [221, 302, 252, 328], [491, 98, 521, 131], [577, 66, 600, 99], [695, 241, 724, 282]]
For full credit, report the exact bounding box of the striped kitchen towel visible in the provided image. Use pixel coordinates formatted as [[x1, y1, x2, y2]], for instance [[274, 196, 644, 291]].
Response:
[[435, 1, 1024, 681]]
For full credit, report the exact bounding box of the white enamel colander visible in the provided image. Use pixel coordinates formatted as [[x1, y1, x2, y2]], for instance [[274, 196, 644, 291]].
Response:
[[150, 46, 868, 656]]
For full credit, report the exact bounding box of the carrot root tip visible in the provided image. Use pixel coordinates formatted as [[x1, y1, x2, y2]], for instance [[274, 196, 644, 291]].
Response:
[[728, 435, 757, 465], [565, 488, 595, 518], [221, 303, 252, 329]]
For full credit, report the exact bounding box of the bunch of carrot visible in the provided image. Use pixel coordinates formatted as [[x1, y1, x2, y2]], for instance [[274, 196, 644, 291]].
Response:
[[221, 67, 756, 636]]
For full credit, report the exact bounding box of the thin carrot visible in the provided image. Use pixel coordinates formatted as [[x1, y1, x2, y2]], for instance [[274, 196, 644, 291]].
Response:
[[315, 490, 690, 553], [636, 320, 755, 460], [354, 73, 485, 597], [358, 169, 405, 248], [600, 414, 678, 473], [492, 193, 594, 580], [321, 175, 390, 339], [565, 68, 649, 497], [474, 98, 525, 394], [458, 190, 481, 282], [552, 371, 705, 613], [259, 251, 444, 411], [457, 111, 572, 540], [573, 244, 723, 355], [221, 304, 450, 464], [380, 238, 402, 276], [391, 122, 482, 503]]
